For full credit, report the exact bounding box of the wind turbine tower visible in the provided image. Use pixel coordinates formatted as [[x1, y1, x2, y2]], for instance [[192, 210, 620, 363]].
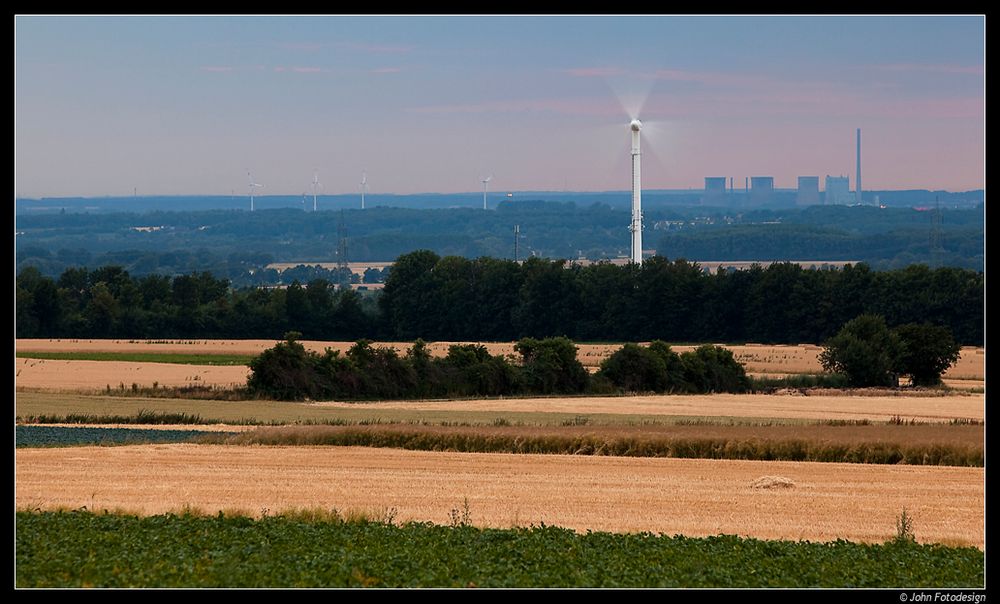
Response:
[[360, 171, 368, 209], [312, 170, 322, 212], [629, 119, 643, 265], [247, 171, 264, 212], [481, 175, 493, 210]]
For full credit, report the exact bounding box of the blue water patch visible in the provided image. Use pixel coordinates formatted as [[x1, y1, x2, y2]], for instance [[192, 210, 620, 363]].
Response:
[[15, 425, 226, 448]]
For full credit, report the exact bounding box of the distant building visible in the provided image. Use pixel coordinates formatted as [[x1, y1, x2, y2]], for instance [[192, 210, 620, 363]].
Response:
[[825, 175, 851, 205], [703, 177, 727, 205], [797, 176, 820, 206], [750, 176, 774, 205]]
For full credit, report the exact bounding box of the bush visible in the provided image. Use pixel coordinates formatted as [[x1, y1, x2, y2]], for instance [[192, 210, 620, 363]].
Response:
[[679, 345, 751, 394], [598, 343, 665, 392], [247, 332, 323, 400], [442, 344, 521, 396], [819, 314, 903, 388], [598, 341, 685, 393], [514, 337, 589, 394], [894, 323, 962, 387]]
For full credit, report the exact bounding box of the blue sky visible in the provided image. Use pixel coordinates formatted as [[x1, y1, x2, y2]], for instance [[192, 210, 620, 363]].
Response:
[[15, 15, 984, 197]]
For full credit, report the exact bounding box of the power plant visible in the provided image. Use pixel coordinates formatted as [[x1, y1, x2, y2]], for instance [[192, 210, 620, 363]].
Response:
[[702, 128, 866, 207]]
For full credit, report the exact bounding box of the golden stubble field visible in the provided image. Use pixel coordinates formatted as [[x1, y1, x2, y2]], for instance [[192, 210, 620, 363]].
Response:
[[14, 338, 985, 547], [15, 358, 251, 391], [15, 445, 984, 548], [310, 393, 985, 423], [15, 390, 984, 425], [14, 339, 985, 391]]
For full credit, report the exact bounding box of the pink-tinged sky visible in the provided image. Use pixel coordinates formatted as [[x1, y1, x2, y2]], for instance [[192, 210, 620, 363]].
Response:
[[15, 15, 984, 197]]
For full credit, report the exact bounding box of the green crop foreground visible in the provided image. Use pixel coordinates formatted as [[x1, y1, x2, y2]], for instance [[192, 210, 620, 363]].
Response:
[[15, 510, 984, 588]]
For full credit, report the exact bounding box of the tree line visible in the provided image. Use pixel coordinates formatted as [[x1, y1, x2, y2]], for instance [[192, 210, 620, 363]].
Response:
[[247, 333, 749, 401], [16, 254, 983, 346], [378, 252, 983, 346]]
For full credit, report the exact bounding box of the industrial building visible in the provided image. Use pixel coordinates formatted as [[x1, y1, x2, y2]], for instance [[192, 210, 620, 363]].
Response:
[[797, 176, 819, 206], [825, 175, 851, 205], [750, 176, 774, 205], [703, 177, 727, 205]]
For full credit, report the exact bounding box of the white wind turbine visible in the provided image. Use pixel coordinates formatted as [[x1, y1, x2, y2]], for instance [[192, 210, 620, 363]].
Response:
[[311, 170, 322, 212], [628, 119, 643, 265], [481, 174, 493, 210], [247, 171, 264, 212], [360, 171, 368, 209]]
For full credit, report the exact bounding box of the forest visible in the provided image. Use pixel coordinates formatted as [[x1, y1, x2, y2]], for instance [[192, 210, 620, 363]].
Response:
[[16, 253, 983, 346], [15, 202, 984, 283]]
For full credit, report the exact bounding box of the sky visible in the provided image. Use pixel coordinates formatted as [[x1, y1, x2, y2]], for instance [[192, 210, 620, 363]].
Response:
[[14, 15, 985, 198]]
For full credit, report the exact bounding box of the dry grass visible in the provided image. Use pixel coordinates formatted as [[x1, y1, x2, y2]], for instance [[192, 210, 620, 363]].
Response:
[[225, 422, 984, 451], [202, 423, 983, 466], [15, 444, 984, 548], [16, 390, 984, 426]]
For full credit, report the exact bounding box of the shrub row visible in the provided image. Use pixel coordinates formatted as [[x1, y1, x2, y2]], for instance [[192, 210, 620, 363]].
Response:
[[246, 334, 749, 401]]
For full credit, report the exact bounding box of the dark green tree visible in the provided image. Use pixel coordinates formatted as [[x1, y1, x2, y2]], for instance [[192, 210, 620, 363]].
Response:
[[894, 323, 962, 387], [247, 331, 322, 400], [679, 345, 751, 393], [514, 336, 588, 394], [819, 314, 903, 387], [598, 343, 666, 392]]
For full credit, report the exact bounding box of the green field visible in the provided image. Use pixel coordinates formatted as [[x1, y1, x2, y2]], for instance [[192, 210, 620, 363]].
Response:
[[15, 351, 254, 365], [14, 510, 984, 588]]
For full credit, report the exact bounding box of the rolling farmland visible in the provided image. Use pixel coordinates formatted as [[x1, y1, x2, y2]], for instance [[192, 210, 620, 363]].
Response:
[[14, 337, 985, 587]]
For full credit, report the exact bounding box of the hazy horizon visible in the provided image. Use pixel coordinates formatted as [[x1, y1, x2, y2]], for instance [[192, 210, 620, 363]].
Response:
[[15, 15, 985, 198]]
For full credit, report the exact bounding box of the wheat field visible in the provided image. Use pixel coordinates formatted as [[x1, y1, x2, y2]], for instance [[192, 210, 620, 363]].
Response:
[[15, 444, 984, 548]]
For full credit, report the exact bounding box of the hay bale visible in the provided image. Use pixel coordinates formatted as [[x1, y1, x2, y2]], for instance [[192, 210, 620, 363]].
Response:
[[750, 476, 796, 489]]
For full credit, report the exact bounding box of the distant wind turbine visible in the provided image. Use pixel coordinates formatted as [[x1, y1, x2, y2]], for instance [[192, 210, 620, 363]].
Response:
[[360, 171, 368, 209], [311, 170, 322, 211], [247, 171, 264, 212], [481, 174, 493, 210]]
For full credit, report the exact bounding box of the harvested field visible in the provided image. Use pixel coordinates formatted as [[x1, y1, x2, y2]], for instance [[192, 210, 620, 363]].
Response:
[[14, 358, 250, 391], [15, 445, 984, 548], [16, 391, 984, 426], [15, 339, 984, 379], [17, 390, 984, 426], [313, 393, 985, 424]]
